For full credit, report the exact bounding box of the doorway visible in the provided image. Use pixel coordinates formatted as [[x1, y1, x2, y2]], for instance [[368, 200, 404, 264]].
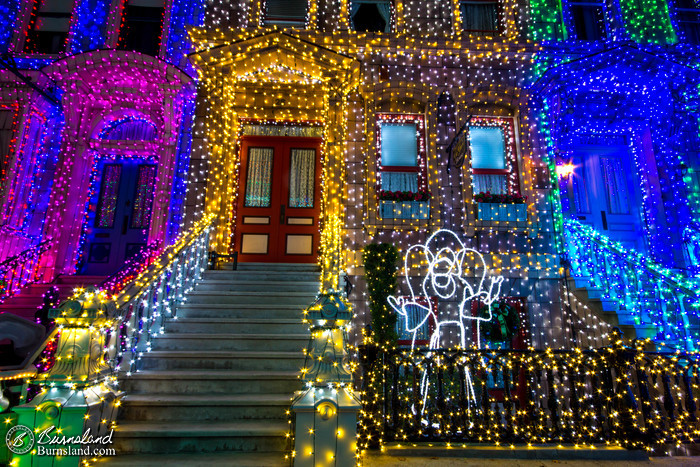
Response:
[[235, 136, 321, 263], [80, 159, 156, 275], [565, 146, 645, 252]]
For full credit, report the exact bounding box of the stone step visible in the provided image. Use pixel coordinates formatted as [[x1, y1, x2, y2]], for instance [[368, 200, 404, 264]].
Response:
[[194, 280, 319, 293], [120, 394, 292, 422], [174, 304, 305, 319], [139, 351, 305, 371], [201, 270, 320, 282], [98, 451, 287, 466], [164, 318, 306, 334], [234, 262, 320, 271], [112, 421, 288, 454], [122, 370, 302, 394], [184, 290, 315, 305], [151, 333, 308, 352]]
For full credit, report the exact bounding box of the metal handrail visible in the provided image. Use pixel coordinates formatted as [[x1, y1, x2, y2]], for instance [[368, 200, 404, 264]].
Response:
[[563, 219, 700, 350], [0, 238, 53, 301]]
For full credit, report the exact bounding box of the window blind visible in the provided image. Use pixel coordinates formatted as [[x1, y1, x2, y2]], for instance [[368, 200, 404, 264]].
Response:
[[380, 123, 418, 167], [266, 0, 308, 19], [469, 126, 505, 170]]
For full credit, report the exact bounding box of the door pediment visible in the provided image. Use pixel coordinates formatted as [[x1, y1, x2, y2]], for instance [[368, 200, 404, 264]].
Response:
[[189, 32, 360, 87]]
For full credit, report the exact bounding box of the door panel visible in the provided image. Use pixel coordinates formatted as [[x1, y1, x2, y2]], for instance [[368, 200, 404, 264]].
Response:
[[236, 136, 321, 263], [81, 160, 156, 275]]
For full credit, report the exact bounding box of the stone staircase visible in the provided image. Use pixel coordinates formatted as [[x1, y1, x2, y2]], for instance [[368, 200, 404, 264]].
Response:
[[0, 274, 105, 321], [104, 263, 318, 466], [567, 276, 658, 342]]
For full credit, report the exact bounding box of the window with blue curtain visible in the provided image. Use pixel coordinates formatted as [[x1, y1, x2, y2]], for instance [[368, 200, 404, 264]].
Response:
[[380, 122, 419, 192]]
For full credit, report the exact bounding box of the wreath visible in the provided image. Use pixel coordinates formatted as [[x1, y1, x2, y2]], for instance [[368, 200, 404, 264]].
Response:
[[478, 301, 520, 343]]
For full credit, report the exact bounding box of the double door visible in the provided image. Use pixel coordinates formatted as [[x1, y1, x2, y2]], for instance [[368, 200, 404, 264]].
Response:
[[235, 136, 321, 263], [81, 160, 156, 275]]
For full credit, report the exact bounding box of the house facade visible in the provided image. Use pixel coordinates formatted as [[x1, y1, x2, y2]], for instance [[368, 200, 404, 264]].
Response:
[[0, 0, 699, 351]]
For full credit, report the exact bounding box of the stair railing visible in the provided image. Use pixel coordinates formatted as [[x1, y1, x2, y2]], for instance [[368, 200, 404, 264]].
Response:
[[0, 238, 53, 302], [104, 215, 215, 376], [563, 219, 700, 350]]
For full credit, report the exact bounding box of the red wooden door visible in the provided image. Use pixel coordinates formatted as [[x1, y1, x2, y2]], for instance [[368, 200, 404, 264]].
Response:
[[235, 136, 321, 263]]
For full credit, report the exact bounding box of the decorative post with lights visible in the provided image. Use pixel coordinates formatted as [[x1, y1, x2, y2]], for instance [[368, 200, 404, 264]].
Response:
[[291, 290, 361, 467], [11, 287, 123, 466]]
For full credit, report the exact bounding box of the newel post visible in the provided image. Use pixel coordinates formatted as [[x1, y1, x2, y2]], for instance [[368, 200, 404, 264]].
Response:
[[291, 291, 361, 467], [11, 287, 123, 466]]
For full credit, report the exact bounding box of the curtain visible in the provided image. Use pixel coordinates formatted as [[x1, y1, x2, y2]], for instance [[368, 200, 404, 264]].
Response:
[[350, 2, 361, 16], [96, 164, 122, 228], [461, 2, 498, 34], [381, 172, 418, 192], [376, 2, 392, 32], [131, 165, 157, 228], [600, 157, 629, 214], [289, 149, 315, 208], [472, 174, 506, 195], [244, 147, 274, 207]]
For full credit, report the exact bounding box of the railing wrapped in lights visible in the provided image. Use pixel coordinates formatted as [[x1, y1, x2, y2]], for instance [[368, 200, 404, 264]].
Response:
[[563, 219, 700, 350], [0, 238, 52, 302], [359, 331, 700, 455], [105, 215, 214, 375]]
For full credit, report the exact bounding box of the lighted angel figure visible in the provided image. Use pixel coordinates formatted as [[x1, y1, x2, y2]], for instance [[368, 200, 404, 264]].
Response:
[[387, 229, 504, 416]]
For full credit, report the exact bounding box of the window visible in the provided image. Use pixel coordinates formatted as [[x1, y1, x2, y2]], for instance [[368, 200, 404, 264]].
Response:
[[23, 0, 73, 54], [264, 0, 307, 28], [117, 0, 164, 56], [569, 0, 607, 40], [351, 1, 392, 33], [674, 0, 700, 44], [377, 114, 427, 195], [468, 117, 519, 196], [461, 0, 500, 35]]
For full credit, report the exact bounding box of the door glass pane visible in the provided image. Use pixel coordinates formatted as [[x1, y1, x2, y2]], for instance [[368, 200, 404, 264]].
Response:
[[289, 149, 315, 208], [96, 164, 122, 228], [600, 156, 629, 214], [244, 147, 274, 207], [131, 164, 156, 228], [572, 157, 590, 214]]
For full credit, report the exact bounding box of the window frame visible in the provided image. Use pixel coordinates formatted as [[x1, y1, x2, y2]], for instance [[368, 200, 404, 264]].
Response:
[[566, 0, 609, 41], [350, 0, 394, 33], [672, 0, 700, 44], [21, 0, 75, 55], [467, 116, 520, 197], [376, 113, 428, 198], [263, 0, 309, 28], [460, 0, 502, 35]]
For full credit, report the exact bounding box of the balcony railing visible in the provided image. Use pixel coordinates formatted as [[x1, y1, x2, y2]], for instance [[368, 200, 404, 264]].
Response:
[[564, 219, 700, 350], [359, 333, 700, 452]]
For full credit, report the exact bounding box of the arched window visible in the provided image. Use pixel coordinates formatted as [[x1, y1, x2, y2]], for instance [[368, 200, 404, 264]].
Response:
[[23, 0, 74, 54], [99, 118, 157, 141]]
